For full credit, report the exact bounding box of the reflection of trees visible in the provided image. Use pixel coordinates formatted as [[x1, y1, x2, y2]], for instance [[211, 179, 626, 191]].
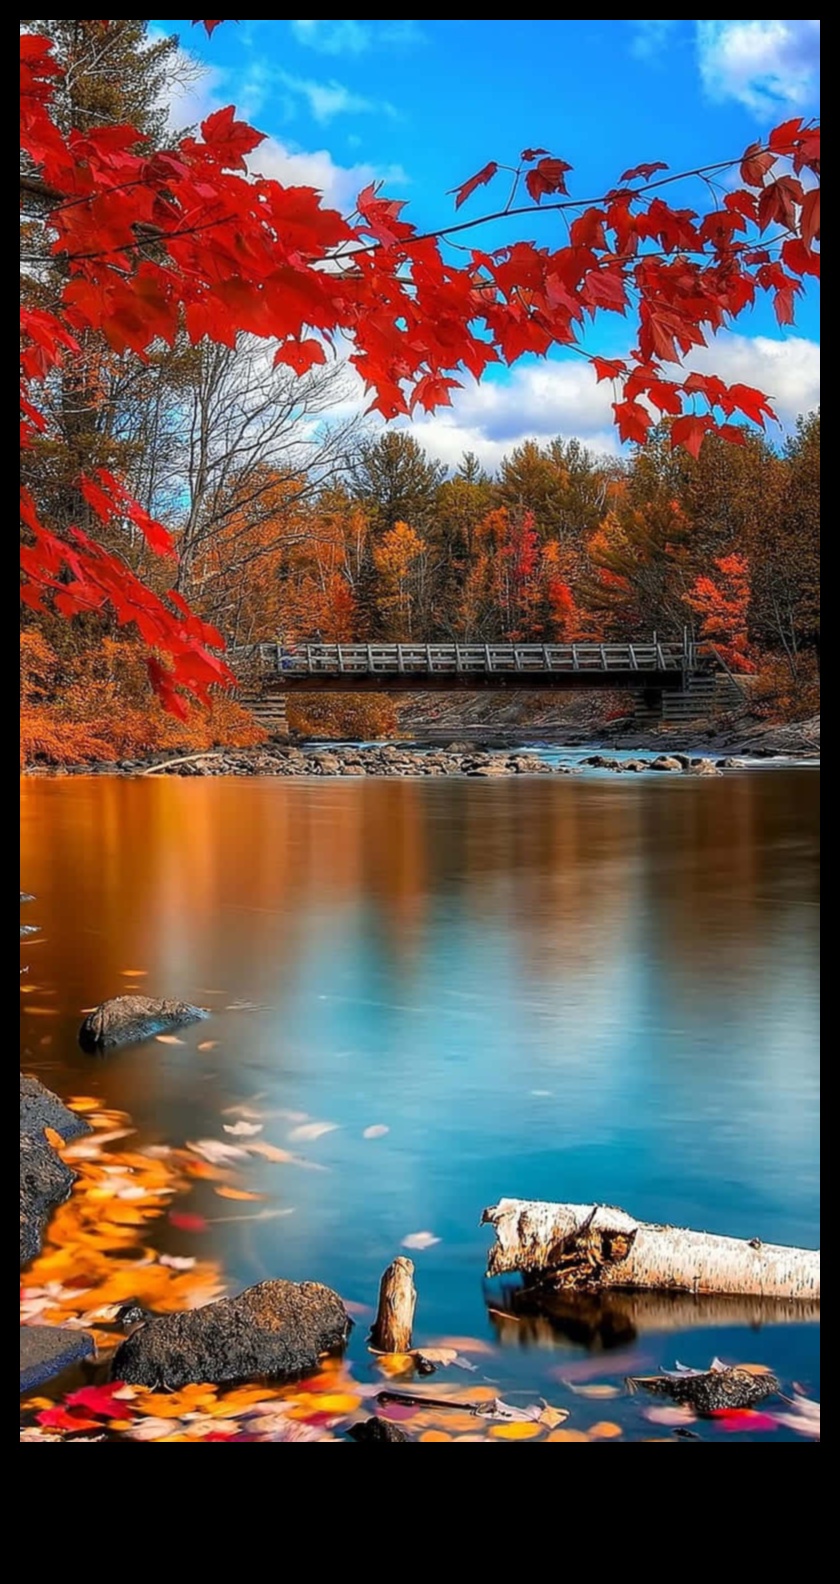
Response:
[[487, 1283, 821, 1352]]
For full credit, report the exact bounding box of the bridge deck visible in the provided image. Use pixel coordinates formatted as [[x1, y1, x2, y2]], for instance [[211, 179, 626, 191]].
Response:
[[242, 641, 695, 692]]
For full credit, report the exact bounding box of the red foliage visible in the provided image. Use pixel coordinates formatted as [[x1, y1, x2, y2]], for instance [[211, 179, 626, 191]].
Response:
[[20, 23, 819, 711], [687, 553, 756, 672]]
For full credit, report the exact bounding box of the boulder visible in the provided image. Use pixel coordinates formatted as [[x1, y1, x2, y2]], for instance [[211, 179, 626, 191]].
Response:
[[693, 758, 722, 776], [79, 994, 208, 1052], [20, 1075, 91, 1144], [21, 1128, 75, 1268], [620, 759, 647, 772], [349, 1418, 408, 1443], [446, 741, 472, 754], [111, 1279, 351, 1389], [650, 756, 683, 772]]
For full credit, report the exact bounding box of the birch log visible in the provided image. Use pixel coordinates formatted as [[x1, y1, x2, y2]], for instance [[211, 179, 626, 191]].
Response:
[[482, 1199, 820, 1301], [370, 1257, 417, 1352]]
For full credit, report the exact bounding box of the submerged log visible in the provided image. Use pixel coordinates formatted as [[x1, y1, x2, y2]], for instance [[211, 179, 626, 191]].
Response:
[[370, 1257, 417, 1352], [487, 1287, 822, 1351], [482, 1199, 820, 1301]]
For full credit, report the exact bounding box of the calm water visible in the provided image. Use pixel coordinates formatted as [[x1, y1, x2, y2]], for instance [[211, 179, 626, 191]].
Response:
[[20, 768, 820, 1439]]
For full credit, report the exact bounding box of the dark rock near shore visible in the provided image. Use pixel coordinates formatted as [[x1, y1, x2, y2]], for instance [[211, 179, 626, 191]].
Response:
[[79, 994, 208, 1051], [631, 1364, 779, 1414], [21, 1128, 75, 1268], [349, 1417, 408, 1442], [111, 1279, 351, 1388], [651, 756, 684, 772], [20, 1325, 95, 1393], [20, 1075, 91, 1144]]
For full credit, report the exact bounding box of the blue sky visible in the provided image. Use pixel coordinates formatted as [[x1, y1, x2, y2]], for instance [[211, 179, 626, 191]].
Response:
[[153, 19, 820, 467]]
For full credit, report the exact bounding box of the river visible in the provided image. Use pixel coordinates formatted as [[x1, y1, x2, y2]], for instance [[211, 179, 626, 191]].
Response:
[[20, 766, 820, 1441]]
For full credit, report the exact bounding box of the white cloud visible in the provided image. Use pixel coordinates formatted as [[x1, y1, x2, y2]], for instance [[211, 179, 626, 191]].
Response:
[[291, 20, 422, 55], [676, 333, 820, 427], [696, 20, 820, 117], [382, 333, 820, 471], [277, 71, 396, 124], [250, 138, 407, 211], [629, 20, 678, 59]]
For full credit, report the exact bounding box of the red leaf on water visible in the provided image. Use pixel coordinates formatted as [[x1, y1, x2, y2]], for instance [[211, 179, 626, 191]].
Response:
[[65, 1383, 135, 1418], [168, 1211, 209, 1232]]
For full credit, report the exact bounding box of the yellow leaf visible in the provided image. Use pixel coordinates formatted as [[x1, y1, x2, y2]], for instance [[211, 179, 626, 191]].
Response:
[[375, 1354, 415, 1377], [44, 1127, 64, 1149], [588, 1421, 623, 1438], [311, 1393, 361, 1414], [419, 1430, 452, 1442], [120, 969, 148, 977], [490, 1422, 542, 1440], [214, 1187, 264, 1202], [539, 1406, 570, 1429], [546, 1429, 591, 1442], [68, 1097, 99, 1112], [198, 1041, 218, 1051]]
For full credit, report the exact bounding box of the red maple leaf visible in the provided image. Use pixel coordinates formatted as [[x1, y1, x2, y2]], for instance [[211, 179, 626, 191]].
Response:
[[449, 161, 499, 210], [525, 157, 572, 203], [619, 160, 668, 183]]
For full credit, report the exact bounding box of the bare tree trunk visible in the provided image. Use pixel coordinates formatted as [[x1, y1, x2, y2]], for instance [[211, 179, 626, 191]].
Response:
[[370, 1257, 416, 1352], [482, 1199, 820, 1301]]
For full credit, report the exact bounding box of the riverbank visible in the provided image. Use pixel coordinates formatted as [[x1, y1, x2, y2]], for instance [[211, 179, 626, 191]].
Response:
[[20, 713, 819, 779]]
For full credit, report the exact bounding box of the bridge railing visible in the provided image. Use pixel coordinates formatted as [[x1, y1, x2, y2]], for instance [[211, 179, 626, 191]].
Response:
[[246, 641, 689, 677]]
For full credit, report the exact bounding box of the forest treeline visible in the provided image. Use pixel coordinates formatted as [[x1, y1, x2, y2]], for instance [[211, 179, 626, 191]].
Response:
[[20, 22, 820, 761]]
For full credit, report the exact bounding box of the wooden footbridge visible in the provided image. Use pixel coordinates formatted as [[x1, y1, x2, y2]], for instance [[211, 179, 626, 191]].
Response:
[[233, 636, 746, 733], [239, 638, 699, 693]]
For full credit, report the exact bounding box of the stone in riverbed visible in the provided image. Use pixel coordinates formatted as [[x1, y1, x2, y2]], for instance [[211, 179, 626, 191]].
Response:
[[111, 1279, 351, 1389], [20, 1128, 75, 1268], [20, 1325, 95, 1393], [20, 1074, 91, 1144], [650, 756, 684, 772], [693, 757, 722, 776], [349, 1417, 408, 1443], [79, 994, 208, 1052]]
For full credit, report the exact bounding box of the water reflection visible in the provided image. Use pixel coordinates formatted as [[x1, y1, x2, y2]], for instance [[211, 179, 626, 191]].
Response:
[[20, 770, 819, 1407]]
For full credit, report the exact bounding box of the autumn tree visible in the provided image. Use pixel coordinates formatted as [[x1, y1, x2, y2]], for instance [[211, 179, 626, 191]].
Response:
[[686, 553, 754, 672], [373, 521, 429, 637], [19, 19, 820, 715]]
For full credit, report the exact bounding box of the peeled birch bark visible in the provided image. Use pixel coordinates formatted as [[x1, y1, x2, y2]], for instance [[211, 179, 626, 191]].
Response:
[[370, 1257, 417, 1352], [482, 1199, 820, 1301]]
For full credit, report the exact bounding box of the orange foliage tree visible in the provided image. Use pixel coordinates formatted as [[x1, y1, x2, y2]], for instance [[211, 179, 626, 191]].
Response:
[[686, 553, 756, 672], [20, 20, 819, 715]]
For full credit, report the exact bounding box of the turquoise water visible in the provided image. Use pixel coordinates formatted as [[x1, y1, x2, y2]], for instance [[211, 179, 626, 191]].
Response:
[[20, 768, 820, 1439]]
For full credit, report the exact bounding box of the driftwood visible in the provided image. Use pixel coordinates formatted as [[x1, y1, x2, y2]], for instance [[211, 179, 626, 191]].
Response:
[[139, 752, 228, 776], [370, 1257, 417, 1352], [482, 1199, 820, 1301]]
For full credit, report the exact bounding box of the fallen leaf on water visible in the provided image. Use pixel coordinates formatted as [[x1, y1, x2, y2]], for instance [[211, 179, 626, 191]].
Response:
[[214, 1186, 264, 1202], [546, 1429, 591, 1442], [223, 1121, 263, 1137], [36, 1406, 101, 1432], [65, 1383, 136, 1418], [712, 1410, 778, 1433], [197, 1041, 218, 1052], [401, 1231, 440, 1251], [413, 1348, 477, 1373], [44, 1127, 64, 1149], [490, 1421, 542, 1440], [539, 1405, 570, 1429], [155, 1035, 184, 1046], [375, 1354, 416, 1377], [186, 1139, 249, 1165], [419, 1430, 452, 1442], [121, 969, 148, 978], [643, 1405, 697, 1427], [287, 1121, 338, 1143], [588, 1421, 623, 1439], [168, 1211, 208, 1233], [210, 1208, 294, 1225], [246, 1140, 326, 1171], [565, 1383, 623, 1399], [23, 1006, 59, 1016], [68, 1097, 100, 1112], [363, 1125, 389, 1139], [432, 1335, 495, 1356], [158, 1254, 196, 1270]]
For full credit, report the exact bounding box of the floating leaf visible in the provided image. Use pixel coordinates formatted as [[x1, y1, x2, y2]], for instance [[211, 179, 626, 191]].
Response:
[[198, 1040, 219, 1051], [643, 1405, 697, 1427], [565, 1383, 622, 1399], [490, 1421, 542, 1440], [214, 1186, 264, 1201], [186, 1138, 248, 1165], [287, 1121, 338, 1143], [158, 1254, 196, 1270], [401, 1231, 441, 1251], [168, 1211, 208, 1232], [223, 1121, 263, 1137], [546, 1429, 591, 1442], [588, 1420, 623, 1438], [419, 1429, 453, 1441], [155, 1034, 185, 1045], [363, 1125, 389, 1139]]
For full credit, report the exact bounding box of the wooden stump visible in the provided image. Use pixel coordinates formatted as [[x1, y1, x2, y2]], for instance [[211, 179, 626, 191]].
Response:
[[371, 1257, 417, 1352]]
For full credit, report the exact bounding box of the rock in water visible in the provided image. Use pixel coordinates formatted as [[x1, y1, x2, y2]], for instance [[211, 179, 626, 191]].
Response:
[[20, 1325, 95, 1392], [20, 1130, 75, 1268], [20, 1074, 91, 1144], [79, 994, 208, 1051], [630, 1364, 778, 1414], [349, 1418, 408, 1442], [111, 1279, 351, 1388]]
